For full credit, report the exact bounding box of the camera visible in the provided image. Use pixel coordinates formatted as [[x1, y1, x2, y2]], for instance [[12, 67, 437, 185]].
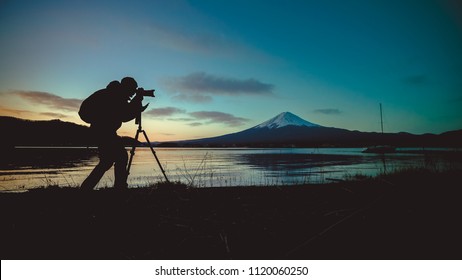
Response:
[[136, 87, 155, 97]]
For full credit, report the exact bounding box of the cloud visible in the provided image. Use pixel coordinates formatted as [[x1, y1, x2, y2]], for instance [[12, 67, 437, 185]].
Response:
[[163, 72, 275, 103], [129, 104, 249, 127], [144, 107, 186, 117], [167, 117, 195, 122], [401, 75, 428, 86], [314, 108, 342, 115], [12, 90, 82, 111], [39, 112, 70, 119], [0, 106, 70, 120], [188, 122, 203, 127], [172, 93, 213, 104], [166, 72, 274, 95], [0, 106, 36, 117], [189, 111, 249, 127]]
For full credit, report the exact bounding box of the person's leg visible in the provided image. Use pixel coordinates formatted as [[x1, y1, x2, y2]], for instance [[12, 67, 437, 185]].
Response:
[[81, 153, 113, 190], [113, 136, 129, 189]]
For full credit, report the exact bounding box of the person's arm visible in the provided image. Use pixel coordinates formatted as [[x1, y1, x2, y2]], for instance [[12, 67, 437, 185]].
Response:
[[121, 95, 144, 122]]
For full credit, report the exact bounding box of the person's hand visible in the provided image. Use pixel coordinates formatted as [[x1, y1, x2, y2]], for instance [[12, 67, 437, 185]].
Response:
[[133, 92, 144, 102]]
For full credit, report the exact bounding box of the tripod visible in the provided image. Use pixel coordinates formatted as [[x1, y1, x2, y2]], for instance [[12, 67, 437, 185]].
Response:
[[127, 113, 169, 182]]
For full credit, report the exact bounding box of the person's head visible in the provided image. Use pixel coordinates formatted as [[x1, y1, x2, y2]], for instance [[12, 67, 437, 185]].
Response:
[[120, 77, 138, 98]]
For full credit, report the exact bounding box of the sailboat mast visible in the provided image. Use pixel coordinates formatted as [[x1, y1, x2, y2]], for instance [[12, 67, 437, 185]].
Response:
[[380, 103, 384, 134]]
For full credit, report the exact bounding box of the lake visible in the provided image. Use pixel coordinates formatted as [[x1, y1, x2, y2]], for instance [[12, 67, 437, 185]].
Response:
[[0, 147, 460, 191]]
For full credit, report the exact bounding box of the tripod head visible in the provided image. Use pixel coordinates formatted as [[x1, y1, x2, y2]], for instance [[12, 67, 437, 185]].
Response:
[[135, 103, 150, 126], [132, 88, 154, 126]]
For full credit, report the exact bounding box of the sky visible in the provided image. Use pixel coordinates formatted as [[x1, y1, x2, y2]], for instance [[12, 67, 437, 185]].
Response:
[[1, 0, 462, 141]]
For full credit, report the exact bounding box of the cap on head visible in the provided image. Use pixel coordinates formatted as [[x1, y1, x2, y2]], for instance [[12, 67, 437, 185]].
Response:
[[121, 77, 138, 91]]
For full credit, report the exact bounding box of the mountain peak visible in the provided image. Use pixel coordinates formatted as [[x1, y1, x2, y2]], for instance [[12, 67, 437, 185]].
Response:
[[254, 112, 321, 129]]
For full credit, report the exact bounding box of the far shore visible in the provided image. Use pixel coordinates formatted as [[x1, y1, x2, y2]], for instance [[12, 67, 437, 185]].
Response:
[[7, 145, 462, 149], [1, 168, 461, 259]]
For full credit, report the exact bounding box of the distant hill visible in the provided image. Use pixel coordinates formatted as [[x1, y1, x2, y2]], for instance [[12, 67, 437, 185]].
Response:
[[160, 112, 462, 148], [2, 114, 461, 148], [0, 116, 138, 147]]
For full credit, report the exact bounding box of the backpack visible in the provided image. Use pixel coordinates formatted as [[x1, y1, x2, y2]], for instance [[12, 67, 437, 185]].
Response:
[[79, 92, 99, 124], [79, 81, 120, 124]]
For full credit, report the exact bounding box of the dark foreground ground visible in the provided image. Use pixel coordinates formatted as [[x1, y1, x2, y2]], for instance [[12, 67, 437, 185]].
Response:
[[1, 169, 462, 259]]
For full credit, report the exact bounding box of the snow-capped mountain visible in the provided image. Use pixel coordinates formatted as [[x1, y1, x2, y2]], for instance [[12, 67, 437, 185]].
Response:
[[161, 112, 462, 147], [167, 112, 345, 146], [254, 112, 321, 129]]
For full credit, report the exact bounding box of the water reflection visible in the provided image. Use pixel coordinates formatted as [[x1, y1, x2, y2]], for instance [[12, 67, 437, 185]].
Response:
[[235, 153, 368, 171], [0, 147, 460, 191], [1, 147, 98, 169]]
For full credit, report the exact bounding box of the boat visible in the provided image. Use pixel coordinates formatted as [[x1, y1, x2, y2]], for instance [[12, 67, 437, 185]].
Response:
[[363, 103, 396, 154]]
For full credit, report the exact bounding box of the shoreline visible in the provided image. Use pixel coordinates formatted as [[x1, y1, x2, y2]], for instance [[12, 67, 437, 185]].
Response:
[[1, 169, 462, 259]]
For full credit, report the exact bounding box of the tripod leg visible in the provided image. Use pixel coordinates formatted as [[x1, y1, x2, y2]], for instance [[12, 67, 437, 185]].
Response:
[[127, 129, 141, 175], [141, 130, 170, 182]]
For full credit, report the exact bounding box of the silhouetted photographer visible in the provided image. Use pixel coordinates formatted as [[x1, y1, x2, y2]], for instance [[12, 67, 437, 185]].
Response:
[[79, 77, 151, 190]]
